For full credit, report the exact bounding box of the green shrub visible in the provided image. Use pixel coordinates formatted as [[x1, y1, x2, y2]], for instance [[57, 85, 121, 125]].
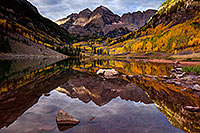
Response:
[[182, 65, 200, 74]]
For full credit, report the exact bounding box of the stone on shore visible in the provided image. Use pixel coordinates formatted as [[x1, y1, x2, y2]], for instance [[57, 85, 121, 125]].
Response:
[[97, 69, 119, 78], [44, 93, 51, 97], [184, 106, 200, 112], [56, 110, 80, 125], [175, 68, 182, 71], [192, 84, 200, 91], [174, 61, 180, 66]]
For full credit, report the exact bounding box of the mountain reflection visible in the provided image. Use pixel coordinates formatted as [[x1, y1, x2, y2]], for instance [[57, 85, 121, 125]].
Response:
[[0, 58, 199, 132], [56, 72, 153, 106]]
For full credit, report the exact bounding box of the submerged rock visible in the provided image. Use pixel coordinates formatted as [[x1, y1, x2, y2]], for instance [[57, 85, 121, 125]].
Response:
[[57, 124, 75, 132], [56, 110, 80, 125], [184, 106, 200, 112]]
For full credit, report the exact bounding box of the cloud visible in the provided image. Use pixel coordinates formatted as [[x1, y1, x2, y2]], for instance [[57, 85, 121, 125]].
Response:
[[28, 0, 165, 21]]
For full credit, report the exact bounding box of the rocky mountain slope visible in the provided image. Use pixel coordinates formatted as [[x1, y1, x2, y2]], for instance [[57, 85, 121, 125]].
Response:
[[0, 0, 78, 57], [107, 0, 200, 56], [56, 6, 157, 37]]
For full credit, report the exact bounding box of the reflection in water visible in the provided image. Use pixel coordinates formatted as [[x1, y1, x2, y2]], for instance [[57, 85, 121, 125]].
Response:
[[0, 58, 199, 132], [125, 75, 200, 132], [0, 60, 12, 82], [56, 72, 153, 106]]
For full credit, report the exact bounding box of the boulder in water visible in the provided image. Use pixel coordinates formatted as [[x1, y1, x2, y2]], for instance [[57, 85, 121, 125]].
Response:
[[97, 69, 119, 78]]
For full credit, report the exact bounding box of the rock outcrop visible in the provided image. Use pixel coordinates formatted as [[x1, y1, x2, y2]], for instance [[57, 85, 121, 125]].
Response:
[[121, 9, 157, 29]]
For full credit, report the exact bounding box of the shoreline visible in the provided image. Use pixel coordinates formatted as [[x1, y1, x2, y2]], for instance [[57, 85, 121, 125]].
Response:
[[0, 53, 68, 60], [147, 59, 200, 66], [1, 54, 200, 66]]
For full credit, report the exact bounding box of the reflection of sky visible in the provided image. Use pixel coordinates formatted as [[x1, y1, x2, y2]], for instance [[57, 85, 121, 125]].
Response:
[[27, 0, 165, 21], [1, 90, 183, 133]]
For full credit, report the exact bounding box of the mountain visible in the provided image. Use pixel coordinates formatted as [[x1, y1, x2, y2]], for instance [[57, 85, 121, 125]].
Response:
[[56, 6, 157, 37], [107, 0, 200, 56], [0, 0, 78, 57], [121, 9, 158, 30]]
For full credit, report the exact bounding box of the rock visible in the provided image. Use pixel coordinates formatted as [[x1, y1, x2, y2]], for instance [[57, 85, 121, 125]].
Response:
[[174, 61, 180, 65], [176, 72, 186, 78], [145, 75, 157, 79], [183, 75, 197, 80], [57, 124, 75, 132], [176, 71, 184, 74], [122, 74, 127, 77], [162, 76, 169, 79], [166, 79, 175, 84], [96, 69, 106, 75], [56, 110, 80, 125], [170, 74, 176, 78], [175, 82, 181, 85], [171, 69, 176, 72], [181, 88, 187, 91], [97, 69, 119, 78], [192, 84, 200, 91], [184, 106, 200, 112], [189, 72, 196, 75], [44, 93, 51, 97], [175, 68, 183, 71], [89, 116, 95, 121]]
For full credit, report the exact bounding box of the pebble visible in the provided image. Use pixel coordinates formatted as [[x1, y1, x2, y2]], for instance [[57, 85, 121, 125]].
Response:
[[176, 68, 183, 71]]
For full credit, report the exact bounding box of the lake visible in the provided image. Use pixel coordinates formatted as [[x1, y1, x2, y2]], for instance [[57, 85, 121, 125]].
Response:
[[0, 58, 199, 133]]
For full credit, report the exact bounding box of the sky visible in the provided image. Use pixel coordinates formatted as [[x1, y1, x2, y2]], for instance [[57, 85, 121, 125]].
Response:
[[28, 0, 165, 21]]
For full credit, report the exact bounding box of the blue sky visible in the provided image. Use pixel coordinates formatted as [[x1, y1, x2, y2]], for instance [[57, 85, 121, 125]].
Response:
[[28, 0, 165, 21]]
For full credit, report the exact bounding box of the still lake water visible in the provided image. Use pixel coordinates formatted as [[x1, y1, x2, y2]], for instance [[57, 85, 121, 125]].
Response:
[[0, 58, 199, 133]]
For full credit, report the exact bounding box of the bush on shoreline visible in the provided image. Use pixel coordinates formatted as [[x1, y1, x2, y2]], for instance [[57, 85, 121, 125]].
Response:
[[182, 65, 200, 75]]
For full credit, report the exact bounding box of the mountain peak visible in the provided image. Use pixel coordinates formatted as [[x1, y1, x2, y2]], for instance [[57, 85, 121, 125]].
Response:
[[91, 5, 115, 17], [80, 8, 92, 13], [97, 5, 110, 11]]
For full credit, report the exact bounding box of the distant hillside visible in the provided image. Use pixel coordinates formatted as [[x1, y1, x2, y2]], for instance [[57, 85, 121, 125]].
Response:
[[0, 0, 80, 57], [56, 6, 156, 37], [107, 0, 200, 56]]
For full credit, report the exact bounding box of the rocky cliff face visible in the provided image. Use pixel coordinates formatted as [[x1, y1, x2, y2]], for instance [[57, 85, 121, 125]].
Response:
[[121, 9, 157, 29], [56, 6, 157, 37]]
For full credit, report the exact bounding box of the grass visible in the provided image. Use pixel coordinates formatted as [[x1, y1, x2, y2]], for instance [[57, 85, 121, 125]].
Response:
[[182, 65, 200, 75]]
